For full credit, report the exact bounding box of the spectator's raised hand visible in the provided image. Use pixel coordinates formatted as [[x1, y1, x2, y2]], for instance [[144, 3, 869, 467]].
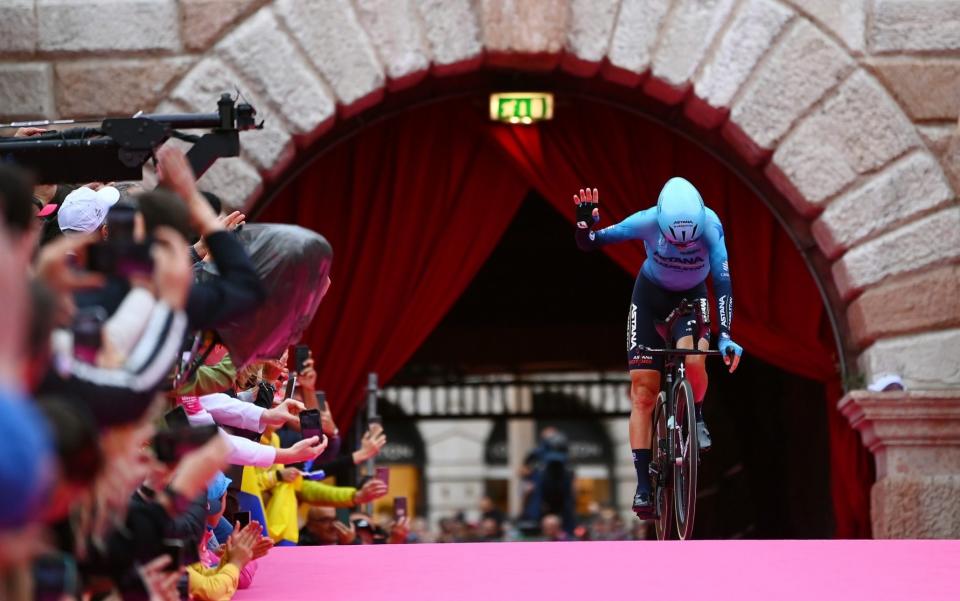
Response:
[[220, 210, 245, 231], [262, 398, 305, 428], [156, 145, 219, 236], [139, 555, 181, 601], [34, 232, 106, 294], [333, 520, 356, 545], [225, 525, 257, 569], [151, 226, 192, 310], [193, 210, 246, 260], [354, 425, 387, 463], [298, 357, 317, 392], [320, 402, 337, 437], [0, 219, 29, 382], [252, 535, 273, 559], [12, 128, 58, 206], [353, 478, 388, 504], [389, 517, 410, 544], [276, 435, 327, 465], [168, 434, 230, 502], [14, 127, 47, 137]]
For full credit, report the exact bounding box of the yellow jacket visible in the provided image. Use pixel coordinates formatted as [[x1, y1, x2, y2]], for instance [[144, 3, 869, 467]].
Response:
[[255, 432, 357, 507], [187, 562, 240, 601]]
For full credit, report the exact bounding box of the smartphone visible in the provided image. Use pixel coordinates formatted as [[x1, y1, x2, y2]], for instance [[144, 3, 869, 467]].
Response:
[[86, 238, 153, 278], [152, 424, 219, 464], [299, 409, 321, 440], [294, 344, 310, 374], [107, 204, 136, 243], [284, 372, 297, 400], [368, 415, 382, 427], [394, 496, 408, 520], [375, 466, 390, 487], [235, 511, 251, 529], [158, 539, 184, 573], [315, 391, 327, 412], [254, 381, 276, 410], [32, 554, 76, 598], [163, 405, 190, 430], [86, 205, 153, 277], [73, 306, 107, 364]]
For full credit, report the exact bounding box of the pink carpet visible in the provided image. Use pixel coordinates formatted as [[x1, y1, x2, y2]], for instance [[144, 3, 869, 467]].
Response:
[[234, 540, 959, 601]]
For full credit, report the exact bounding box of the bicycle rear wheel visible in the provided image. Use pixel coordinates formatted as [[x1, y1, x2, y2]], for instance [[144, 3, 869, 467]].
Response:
[[650, 391, 673, 540], [673, 378, 698, 540]]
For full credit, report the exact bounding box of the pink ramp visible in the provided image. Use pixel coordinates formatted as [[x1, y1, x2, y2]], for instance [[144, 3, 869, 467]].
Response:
[[234, 540, 959, 601]]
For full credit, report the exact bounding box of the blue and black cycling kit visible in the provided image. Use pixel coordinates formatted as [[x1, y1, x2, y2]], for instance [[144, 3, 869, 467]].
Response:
[[575, 202, 735, 371]]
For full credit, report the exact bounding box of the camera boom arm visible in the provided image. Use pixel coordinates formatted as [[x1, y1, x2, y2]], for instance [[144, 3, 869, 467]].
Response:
[[0, 93, 260, 184]]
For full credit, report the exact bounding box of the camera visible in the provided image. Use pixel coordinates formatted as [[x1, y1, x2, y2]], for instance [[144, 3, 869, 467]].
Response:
[[254, 381, 276, 409]]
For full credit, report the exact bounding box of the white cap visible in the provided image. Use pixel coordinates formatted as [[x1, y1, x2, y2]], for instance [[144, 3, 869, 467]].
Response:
[[57, 186, 120, 233], [868, 373, 906, 392]]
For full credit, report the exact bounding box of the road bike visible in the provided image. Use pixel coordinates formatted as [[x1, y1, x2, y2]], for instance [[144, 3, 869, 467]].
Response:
[[645, 299, 732, 540]]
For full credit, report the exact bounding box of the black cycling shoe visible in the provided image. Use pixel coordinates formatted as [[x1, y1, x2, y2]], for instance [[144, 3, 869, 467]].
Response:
[[697, 420, 712, 453], [632, 490, 655, 519]]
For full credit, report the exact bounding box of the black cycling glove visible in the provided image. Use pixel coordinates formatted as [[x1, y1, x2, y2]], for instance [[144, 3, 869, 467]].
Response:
[[576, 201, 597, 229]]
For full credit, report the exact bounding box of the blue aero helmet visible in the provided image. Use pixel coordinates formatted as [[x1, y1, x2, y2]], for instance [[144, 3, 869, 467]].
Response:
[[656, 177, 706, 247]]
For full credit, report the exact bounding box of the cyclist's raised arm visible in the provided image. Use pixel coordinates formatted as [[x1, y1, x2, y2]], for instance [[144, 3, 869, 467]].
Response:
[[573, 187, 657, 251], [705, 209, 733, 336]]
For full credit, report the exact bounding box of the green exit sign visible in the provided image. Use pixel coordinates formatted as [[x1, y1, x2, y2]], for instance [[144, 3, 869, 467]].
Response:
[[490, 92, 554, 124]]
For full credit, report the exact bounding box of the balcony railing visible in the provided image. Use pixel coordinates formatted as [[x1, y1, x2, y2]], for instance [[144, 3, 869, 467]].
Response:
[[378, 372, 631, 420]]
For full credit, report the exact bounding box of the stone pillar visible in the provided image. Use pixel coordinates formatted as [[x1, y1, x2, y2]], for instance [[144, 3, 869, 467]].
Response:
[[419, 419, 493, 528], [839, 390, 960, 538], [604, 417, 636, 515]]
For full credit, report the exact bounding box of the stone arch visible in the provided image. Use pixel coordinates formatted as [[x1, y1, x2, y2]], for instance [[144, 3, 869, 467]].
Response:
[[3, 0, 960, 534], [155, 0, 959, 394], [3, 0, 955, 388]]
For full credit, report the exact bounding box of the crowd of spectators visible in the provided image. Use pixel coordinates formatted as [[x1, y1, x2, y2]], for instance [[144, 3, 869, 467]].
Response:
[[0, 118, 658, 600], [0, 126, 399, 601], [420, 499, 650, 543]]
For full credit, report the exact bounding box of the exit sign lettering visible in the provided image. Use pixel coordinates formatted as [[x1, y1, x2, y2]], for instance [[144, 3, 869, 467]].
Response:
[[489, 92, 554, 124]]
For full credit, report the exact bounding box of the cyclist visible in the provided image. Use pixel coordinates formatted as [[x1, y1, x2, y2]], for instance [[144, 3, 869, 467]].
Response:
[[573, 178, 743, 518]]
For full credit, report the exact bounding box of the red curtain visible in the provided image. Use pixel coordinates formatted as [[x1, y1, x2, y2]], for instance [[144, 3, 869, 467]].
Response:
[[260, 103, 529, 429], [487, 109, 836, 381], [261, 98, 872, 537]]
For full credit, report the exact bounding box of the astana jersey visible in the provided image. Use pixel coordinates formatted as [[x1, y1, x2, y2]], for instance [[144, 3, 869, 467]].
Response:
[[576, 206, 734, 333]]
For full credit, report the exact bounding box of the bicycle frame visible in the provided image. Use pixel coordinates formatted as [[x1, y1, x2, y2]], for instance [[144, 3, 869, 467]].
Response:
[[643, 298, 727, 539]]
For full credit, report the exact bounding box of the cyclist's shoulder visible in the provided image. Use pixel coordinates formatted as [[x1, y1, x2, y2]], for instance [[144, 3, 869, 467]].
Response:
[[704, 206, 722, 225], [628, 205, 658, 221], [618, 206, 658, 230], [703, 207, 725, 241]]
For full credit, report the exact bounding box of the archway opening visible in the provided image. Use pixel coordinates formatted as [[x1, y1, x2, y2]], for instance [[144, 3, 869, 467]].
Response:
[[258, 84, 871, 537], [407, 195, 834, 538]]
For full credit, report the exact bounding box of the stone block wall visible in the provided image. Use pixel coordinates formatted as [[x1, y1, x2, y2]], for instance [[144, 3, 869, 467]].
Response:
[[2, 0, 959, 537]]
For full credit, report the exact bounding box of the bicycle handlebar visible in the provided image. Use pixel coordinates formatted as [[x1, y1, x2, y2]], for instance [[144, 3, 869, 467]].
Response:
[[641, 348, 735, 358]]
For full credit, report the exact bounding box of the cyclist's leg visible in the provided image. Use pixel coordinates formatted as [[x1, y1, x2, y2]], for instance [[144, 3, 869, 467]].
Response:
[[626, 274, 667, 504], [629, 368, 661, 451], [671, 288, 711, 404], [675, 334, 709, 402], [672, 290, 713, 450]]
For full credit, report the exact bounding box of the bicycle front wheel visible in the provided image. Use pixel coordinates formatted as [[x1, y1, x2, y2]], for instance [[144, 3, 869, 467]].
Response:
[[651, 391, 673, 540], [673, 378, 698, 540]]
